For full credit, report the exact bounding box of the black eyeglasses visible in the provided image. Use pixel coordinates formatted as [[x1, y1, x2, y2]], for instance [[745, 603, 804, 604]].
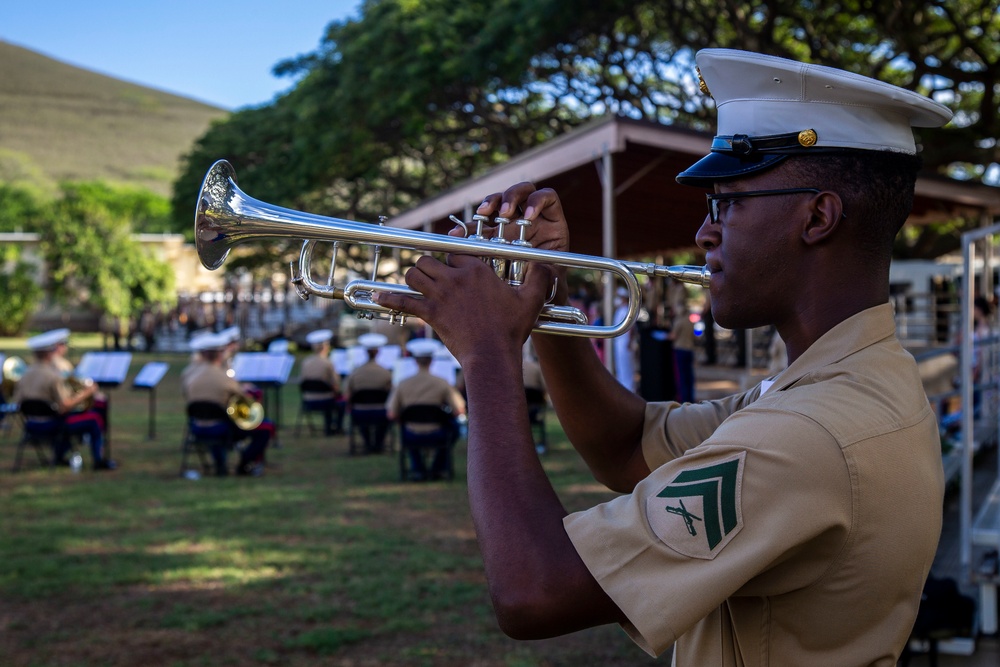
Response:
[[705, 188, 822, 224]]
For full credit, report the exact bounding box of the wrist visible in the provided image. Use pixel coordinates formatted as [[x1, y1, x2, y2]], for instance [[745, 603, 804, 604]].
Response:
[[460, 349, 522, 387]]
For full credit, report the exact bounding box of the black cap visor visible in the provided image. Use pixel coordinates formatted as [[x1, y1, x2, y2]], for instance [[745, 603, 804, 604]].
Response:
[[676, 151, 789, 188]]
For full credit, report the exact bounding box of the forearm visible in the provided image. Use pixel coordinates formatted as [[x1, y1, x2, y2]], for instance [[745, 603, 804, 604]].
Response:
[[530, 330, 648, 492], [462, 353, 625, 638]]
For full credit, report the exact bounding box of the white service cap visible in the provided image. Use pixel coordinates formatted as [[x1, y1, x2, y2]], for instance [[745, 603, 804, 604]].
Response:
[[357, 332, 388, 350], [189, 332, 228, 352], [677, 49, 954, 187], [27, 328, 70, 352], [306, 329, 333, 345], [406, 338, 441, 359], [220, 326, 241, 343]]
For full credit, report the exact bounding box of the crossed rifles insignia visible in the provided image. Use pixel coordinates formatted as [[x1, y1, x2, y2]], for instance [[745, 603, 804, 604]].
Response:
[[646, 452, 745, 560]]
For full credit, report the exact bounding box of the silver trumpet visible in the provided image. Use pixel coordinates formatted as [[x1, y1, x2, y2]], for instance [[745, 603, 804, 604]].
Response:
[[195, 160, 710, 338]]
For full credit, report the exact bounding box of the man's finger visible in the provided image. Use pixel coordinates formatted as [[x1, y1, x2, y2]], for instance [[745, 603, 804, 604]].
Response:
[[522, 262, 558, 307]]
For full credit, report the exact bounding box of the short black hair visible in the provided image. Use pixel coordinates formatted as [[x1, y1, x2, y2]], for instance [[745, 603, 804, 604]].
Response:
[[778, 150, 923, 260]]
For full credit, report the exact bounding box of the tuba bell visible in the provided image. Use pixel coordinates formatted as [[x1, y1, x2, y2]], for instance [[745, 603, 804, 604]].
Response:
[[2, 355, 27, 398], [66, 374, 96, 412], [227, 394, 265, 430]]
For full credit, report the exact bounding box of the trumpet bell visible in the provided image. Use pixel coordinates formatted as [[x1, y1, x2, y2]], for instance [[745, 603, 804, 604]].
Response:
[[196, 159, 240, 272]]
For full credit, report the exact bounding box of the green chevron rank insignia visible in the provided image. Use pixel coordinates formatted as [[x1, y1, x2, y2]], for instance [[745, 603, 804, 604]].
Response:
[[646, 452, 746, 560]]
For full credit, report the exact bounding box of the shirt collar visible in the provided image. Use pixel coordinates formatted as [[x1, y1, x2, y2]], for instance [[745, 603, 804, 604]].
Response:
[[764, 303, 897, 394]]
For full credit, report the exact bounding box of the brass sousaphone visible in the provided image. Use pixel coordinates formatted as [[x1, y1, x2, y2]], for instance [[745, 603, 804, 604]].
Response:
[[2, 355, 27, 398], [227, 394, 265, 430], [66, 372, 96, 412]]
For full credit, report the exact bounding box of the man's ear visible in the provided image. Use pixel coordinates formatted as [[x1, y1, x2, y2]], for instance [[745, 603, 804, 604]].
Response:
[[802, 191, 846, 245]]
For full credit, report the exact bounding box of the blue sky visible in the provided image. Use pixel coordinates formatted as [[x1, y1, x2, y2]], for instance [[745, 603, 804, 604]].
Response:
[[0, 0, 362, 110]]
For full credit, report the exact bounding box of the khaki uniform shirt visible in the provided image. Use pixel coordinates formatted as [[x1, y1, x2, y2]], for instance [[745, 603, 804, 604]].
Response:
[[523, 359, 545, 393], [182, 363, 245, 407], [671, 313, 696, 353], [14, 360, 69, 407], [300, 353, 340, 399], [564, 304, 944, 666], [53, 354, 75, 376], [344, 361, 393, 399], [387, 368, 465, 421], [179, 358, 204, 387]]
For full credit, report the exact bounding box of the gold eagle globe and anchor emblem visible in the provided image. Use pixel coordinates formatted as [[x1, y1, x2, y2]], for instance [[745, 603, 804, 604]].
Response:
[[798, 129, 818, 147]]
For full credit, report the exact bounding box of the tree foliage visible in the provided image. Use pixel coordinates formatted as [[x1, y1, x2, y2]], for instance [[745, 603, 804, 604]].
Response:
[[172, 0, 1000, 268], [0, 244, 43, 336], [34, 182, 176, 320]]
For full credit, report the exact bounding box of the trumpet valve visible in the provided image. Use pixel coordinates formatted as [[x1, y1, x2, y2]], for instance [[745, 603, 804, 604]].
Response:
[[490, 217, 512, 278], [508, 218, 533, 285], [514, 218, 532, 244], [470, 214, 490, 241]]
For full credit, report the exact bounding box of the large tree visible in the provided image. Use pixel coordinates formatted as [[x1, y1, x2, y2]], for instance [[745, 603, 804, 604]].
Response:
[[172, 0, 999, 271], [35, 182, 176, 323]]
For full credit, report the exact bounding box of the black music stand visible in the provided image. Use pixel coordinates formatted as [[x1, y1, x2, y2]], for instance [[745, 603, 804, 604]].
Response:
[[231, 352, 295, 439], [75, 352, 133, 457], [131, 362, 169, 440]]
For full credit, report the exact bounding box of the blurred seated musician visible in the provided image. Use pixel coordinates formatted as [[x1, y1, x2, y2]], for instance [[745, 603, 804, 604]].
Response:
[[522, 342, 548, 454], [219, 325, 242, 377], [182, 332, 274, 476], [53, 329, 110, 429], [299, 328, 344, 435], [344, 332, 394, 453], [388, 338, 466, 481], [14, 328, 116, 470], [180, 335, 208, 386]]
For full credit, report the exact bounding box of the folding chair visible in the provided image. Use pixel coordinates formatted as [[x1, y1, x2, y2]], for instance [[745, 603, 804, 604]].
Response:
[[181, 401, 239, 476], [525, 387, 548, 452], [294, 379, 343, 436], [398, 404, 456, 481], [347, 389, 391, 455], [13, 399, 82, 472], [0, 400, 20, 441]]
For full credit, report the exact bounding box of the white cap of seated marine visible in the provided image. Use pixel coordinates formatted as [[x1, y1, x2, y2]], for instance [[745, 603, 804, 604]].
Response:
[[357, 332, 388, 350], [306, 329, 333, 346], [220, 326, 241, 343], [676, 49, 954, 187], [406, 338, 441, 359], [189, 332, 229, 352], [27, 328, 70, 352]]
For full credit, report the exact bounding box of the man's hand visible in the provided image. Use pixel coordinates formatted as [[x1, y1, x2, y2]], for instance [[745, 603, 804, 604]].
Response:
[[373, 254, 554, 366], [451, 182, 571, 254]]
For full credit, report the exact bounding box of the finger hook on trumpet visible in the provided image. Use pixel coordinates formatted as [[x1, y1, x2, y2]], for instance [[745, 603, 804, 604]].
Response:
[[196, 159, 710, 338]]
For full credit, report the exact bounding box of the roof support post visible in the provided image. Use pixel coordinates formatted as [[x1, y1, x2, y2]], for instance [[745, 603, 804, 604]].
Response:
[[597, 146, 616, 373]]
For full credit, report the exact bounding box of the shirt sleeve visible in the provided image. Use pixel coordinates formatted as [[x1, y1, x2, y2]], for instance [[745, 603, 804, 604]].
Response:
[[564, 407, 852, 657], [641, 390, 756, 470]]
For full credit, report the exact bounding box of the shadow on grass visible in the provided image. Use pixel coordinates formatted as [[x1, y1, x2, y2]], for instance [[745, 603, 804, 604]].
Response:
[[0, 350, 644, 666]]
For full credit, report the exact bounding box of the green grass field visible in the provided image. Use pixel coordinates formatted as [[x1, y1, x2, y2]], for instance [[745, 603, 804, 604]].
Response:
[[0, 343, 646, 667]]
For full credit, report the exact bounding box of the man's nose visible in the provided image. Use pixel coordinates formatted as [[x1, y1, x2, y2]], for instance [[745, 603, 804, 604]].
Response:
[[695, 214, 718, 251]]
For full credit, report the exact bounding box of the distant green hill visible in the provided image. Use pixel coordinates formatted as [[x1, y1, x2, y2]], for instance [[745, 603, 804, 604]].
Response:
[[0, 40, 228, 198]]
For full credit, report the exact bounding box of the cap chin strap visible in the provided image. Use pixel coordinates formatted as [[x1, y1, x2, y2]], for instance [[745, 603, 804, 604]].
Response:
[[711, 129, 821, 156]]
